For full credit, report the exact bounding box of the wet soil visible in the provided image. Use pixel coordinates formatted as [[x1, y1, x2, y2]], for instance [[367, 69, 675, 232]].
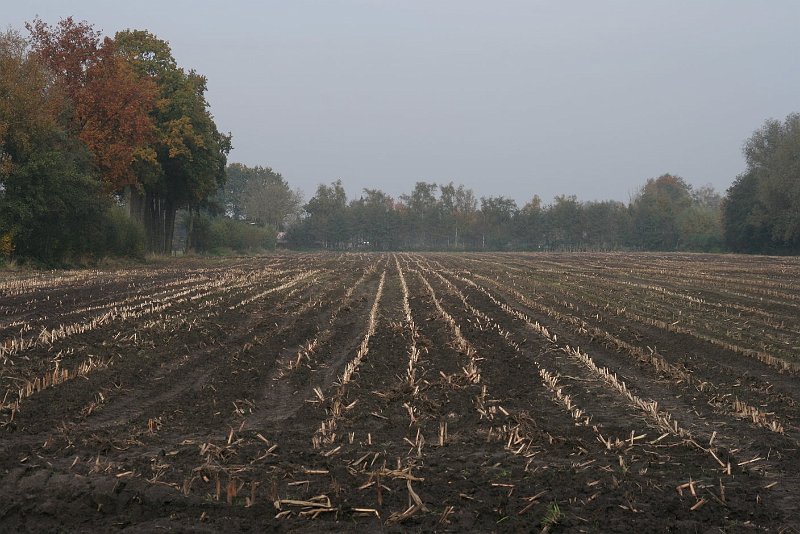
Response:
[[1, 253, 798, 532]]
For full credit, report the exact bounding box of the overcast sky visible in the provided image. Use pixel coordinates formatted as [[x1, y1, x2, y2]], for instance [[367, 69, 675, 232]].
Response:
[[7, 1, 800, 204]]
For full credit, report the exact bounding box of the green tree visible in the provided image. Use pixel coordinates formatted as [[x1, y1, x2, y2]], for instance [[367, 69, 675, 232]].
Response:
[[543, 195, 584, 249], [401, 182, 439, 248], [516, 195, 544, 249], [350, 189, 399, 250], [722, 171, 773, 253], [583, 200, 629, 250], [439, 182, 478, 249], [629, 174, 693, 250], [304, 180, 349, 248], [2, 140, 109, 263], [679, 185, 723, 251], [115, 30, 231, 254], [0, 29, 108, 263], [479, 196, 518, 249], [724, 113, 800, 252], [240, 166, 302, 230], [219, 163, 250, 219]]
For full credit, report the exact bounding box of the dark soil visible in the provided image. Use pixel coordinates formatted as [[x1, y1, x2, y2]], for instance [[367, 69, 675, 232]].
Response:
[[1, 253, 798, 532]]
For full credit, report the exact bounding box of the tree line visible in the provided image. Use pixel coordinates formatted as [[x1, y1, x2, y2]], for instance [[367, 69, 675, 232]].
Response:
[[268, 175, 724, 252], [2, 17, 799, 263], [222, 114, 799, 255], [215, 166, 724, 252]]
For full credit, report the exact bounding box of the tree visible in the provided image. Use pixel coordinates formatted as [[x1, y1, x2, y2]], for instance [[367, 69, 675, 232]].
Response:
[[0, 29, 108, 263], [239, 166, 302, 230], [679, 185, 723, 251], [2, 139, 109, 263], [350, 189, 399, 250], [722, 171, 773, 253], [543, 195, 584, 249], [439, 182, 477, 249], [629, 174, 693, 250], [304, 180, 349, 248], [583, 200, 629, 250], [480, 196, 518, 249], [27, 18, 158, 193], [114, 29, 231, 253], [219, 163, 250, 219], [401, 182, 439, 248], [515, 195, 544, 249], [0, 29, 61, 179], [724, 113, 800, 252], [25, 17, 100, 93]]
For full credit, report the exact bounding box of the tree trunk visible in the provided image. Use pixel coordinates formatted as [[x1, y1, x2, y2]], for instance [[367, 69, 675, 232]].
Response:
[[163, 201, 176, 254], [127, 186, 145, 225], [148, 192, 160, 253], [127, 188, 177, 255], [185, 208, 194, 253]]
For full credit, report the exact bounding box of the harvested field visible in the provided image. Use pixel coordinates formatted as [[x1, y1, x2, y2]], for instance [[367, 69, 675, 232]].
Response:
[[1, 252, 799, 532]]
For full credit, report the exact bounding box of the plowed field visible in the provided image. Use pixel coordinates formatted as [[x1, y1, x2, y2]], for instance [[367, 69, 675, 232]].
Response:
[[1, 253, 799, 532]]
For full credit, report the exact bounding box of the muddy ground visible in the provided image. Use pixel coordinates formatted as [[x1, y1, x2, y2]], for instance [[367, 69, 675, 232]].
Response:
[[1, 253, 798, 533]]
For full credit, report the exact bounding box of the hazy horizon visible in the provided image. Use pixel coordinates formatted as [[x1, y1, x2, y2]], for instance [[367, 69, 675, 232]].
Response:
[[6, 1, 800, 204]]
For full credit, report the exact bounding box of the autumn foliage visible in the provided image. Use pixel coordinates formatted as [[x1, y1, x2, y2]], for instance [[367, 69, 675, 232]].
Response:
[[0, 17, 231, 263], [27, 18, 158, 191]]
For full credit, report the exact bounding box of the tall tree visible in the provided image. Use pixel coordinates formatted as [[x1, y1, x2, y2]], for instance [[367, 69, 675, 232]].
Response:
[[515, 195, 544, 249], [629, 174, 693, 250], [350, 189, 398, 250], [26, 18, 158, 193], [679, 185, 723, 251], [237, 166, 302, 229], [543, 195, 584, 249], [0, 29, 61, 177], [583, 200, 629, 250], [304, 180, 349, 248], [401, 182, 439, 248], [479, 196, 518, 249], [0, 29, 108, 263], [114, 29, 231, 253], [724, 113, 800, 252], [439, 182, 477, 248], [219, 163, 250, 219], [722, 171, 773, 253]]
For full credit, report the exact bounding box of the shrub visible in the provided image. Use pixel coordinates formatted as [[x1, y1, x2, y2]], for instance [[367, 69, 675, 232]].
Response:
[[188, 214, 276, 254], [105, 206, 146, 258], [0, 232, 14, 257]]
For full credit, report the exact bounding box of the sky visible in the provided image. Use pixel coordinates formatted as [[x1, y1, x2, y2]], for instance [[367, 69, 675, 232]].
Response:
[[6, 1, 800, 205]]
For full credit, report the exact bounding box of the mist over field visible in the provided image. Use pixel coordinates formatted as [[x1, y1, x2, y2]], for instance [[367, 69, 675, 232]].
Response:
[[3, 2, 800, 262]]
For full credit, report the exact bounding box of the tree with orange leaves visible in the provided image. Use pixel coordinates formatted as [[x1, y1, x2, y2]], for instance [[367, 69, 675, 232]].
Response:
[[0, 28, 111, 263], [19, 18, 229, 256], [27, 17, 157, 192]]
